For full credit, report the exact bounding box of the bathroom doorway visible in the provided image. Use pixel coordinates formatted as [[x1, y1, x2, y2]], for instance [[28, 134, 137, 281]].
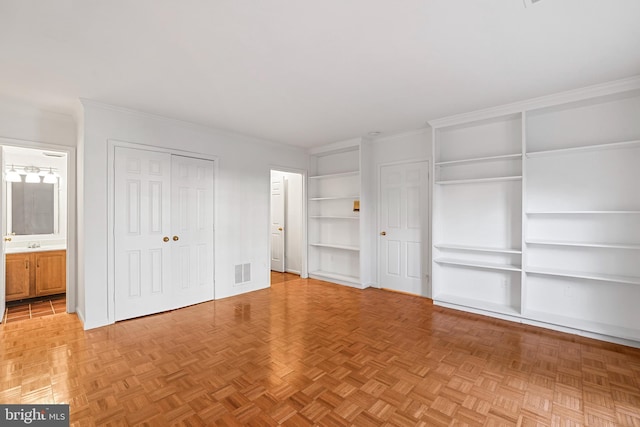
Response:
[[1, 144, 70, 322]]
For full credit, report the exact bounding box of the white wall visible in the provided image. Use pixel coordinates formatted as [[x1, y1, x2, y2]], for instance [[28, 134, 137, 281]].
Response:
[[271, 170, 303, 274], [78, 101, 308, 329], [0, 99, 76, 146], [370, 129, 433, 289]]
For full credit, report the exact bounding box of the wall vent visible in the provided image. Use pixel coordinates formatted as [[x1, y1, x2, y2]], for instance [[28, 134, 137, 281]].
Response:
[[234, 263, 251, 284]]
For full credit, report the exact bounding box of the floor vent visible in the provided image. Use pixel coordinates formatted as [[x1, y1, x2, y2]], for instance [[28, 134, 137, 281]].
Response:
[[235, 263, 251, 284]]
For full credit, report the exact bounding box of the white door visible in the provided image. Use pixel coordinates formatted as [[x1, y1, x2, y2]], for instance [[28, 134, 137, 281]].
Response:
[[115, 147, 172, 320], [171, 155, 215, 308], [270, 174, 285, 272], [0, 147, 6, 321], [379, 161, 429, 296]]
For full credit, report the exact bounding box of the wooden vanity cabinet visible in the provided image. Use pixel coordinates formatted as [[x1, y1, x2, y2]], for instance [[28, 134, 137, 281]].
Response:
[[6, 253, 31, 301], [5, 250, 66, 301]]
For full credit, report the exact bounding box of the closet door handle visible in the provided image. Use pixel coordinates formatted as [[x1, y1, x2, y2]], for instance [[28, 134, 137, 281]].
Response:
[[163, 236, 170, 242], [173, 236, 179, 241]]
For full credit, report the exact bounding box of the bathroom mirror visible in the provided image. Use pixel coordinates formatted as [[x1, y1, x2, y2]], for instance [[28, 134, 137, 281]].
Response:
[[8, 181, 58, 235]]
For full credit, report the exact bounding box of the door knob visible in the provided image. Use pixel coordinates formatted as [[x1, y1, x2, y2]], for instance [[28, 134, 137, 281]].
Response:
[[163, 236, 169, 242], [380, 231, 386, 236], [173, 236, 179, 241], [278, 227, 283, 231], [3, 237, 11, 242]]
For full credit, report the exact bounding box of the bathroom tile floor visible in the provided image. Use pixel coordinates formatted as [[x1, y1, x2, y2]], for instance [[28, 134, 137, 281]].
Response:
[[3, 294, 66, 323]]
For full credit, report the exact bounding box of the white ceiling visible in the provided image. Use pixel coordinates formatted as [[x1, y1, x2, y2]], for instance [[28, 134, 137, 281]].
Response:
[[1, 1, 639, 148]]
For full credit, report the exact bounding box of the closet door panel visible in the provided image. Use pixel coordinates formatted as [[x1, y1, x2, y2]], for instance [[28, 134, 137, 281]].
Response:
[[171, 155, 215, 308], [114, 147, 172, 321]]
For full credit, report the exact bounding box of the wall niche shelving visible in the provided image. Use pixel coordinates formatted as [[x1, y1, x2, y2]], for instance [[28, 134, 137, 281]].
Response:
[[430, 79, 640, 346]]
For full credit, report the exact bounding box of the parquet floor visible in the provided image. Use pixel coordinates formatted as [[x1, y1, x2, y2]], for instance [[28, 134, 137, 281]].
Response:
[[1, 277, 639, 426]]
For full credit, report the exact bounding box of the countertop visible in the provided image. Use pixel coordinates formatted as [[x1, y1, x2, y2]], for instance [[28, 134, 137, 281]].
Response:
[[5, 245, 67, 254]]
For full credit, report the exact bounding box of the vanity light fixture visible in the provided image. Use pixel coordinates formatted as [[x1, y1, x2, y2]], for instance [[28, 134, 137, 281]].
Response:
[[24, 166, 41, 183], [5, 165, 22, 182], [43, 167, 57, 184]]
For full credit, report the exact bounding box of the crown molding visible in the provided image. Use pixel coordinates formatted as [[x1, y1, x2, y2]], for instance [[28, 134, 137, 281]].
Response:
[[428, 75, 640, 129], [78, 98, 305, 153]]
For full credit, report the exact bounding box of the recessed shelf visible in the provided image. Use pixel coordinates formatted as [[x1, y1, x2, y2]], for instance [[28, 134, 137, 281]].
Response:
[[435, 294, 520, 316], [309, 216, 359, 220], [526, 239, 640, 250], [435, 176, 522, 185], [435, 153, 522, 166], [309, 196, 360, 201], [309, 271, 360, 284], [524, 310, 640, 342], [309, 171, 359, 180], [526, 139, 640, 158], [526, 210, 640, 215], [435, 243, 522, 254], [310, 243, 360, 251], [526, 267, 640, 285], [434, 258, 522, 272]]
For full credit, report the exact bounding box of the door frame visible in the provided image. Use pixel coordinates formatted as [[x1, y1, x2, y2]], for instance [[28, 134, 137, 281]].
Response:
[[0, 137, 77, 315], [107, 139, 218, 324], [376, 158, 431, 296], [268, 166, 308, 279]]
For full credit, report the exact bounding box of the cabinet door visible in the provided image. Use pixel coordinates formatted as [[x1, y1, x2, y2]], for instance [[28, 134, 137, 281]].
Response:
[[6, 254, 31, 301], [35, 250, 66, 296]]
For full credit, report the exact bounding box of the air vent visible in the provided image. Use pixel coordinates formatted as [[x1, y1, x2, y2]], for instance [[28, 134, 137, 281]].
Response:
[[234, 263, 251, 285]]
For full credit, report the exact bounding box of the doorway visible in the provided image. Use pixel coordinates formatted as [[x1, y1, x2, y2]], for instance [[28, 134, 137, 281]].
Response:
[[1, 144, 70, 322], [270, 169, 305, 283], [378, 160, 430, 296]]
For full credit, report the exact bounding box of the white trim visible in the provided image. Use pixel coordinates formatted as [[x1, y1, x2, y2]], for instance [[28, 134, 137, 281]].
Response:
[[0, 137, 76, 316], [428, 75, 640, 128], [80, 99, 304, 153], [107, 139, 218, 325]]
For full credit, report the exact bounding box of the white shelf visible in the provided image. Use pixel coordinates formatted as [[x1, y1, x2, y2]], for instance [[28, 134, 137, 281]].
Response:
[[526, 210, 640, 215], [526, 239, 640, 250], [435, 294, 520, 316], [435, 243, 522, 254], [435, 176, 522, 185], [526, 139, 640, 158], [526, 266, 640, 286], [310, 243, 360, 252], [309, 171, 359, 180], [309, 195, 359, 201], [524, 310, 640, 342], [309, 216, 359, 220], [434, 257, 522, 272], [309, 271, 360, 284], [435, 153, 522, 166]]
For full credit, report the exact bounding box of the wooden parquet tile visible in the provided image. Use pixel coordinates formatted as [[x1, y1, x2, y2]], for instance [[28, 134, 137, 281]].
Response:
[[1, 278, 640, 426]]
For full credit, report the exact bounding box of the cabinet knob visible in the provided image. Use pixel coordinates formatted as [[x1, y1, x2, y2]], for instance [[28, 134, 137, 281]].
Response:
[[163, 236, 170, 242], [278, 227, 283, 231], [380, 231, 387, 236], [173, 235, 179, 241]]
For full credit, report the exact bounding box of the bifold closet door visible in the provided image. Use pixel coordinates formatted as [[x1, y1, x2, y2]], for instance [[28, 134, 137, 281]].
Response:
[[114, 148, 214, 321]]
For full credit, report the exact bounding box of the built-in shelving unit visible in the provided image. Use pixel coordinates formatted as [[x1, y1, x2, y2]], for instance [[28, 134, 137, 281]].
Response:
[[308, 142, 362, 288], [431, 112, 524, 317], [430, 79, 640, 346]]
